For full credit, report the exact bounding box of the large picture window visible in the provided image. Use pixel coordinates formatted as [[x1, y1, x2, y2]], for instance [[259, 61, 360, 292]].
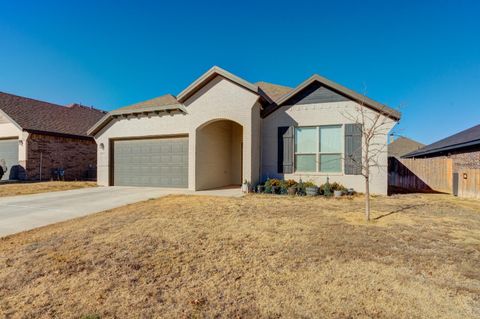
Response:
[[294, 125, 343, 173]]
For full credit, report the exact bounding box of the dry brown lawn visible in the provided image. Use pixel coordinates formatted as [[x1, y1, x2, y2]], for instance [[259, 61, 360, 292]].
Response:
[[0, 181, 96, 197], [0, 194, 479, 318]]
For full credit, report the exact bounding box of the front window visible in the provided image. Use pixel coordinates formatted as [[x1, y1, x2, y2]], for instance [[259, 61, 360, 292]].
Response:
[[294, 125, 343, 173]]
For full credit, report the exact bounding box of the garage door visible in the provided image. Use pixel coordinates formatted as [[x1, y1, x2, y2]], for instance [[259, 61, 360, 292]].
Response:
[[0, 139, 19, 181], [113, 137, 188, 187]]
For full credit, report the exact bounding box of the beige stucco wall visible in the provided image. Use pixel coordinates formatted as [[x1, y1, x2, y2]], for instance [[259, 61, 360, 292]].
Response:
[[95, 76, 260, 189], [261, 101, 396, 195], [196, 121, 242, 190], [230, 123, 243, 184]]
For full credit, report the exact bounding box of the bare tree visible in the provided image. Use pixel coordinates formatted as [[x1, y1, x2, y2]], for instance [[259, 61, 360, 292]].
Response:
[[342, 96, 399, 222]]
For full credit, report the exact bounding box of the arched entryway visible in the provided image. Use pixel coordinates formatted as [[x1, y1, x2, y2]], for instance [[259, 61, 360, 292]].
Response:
[[196, 119, 243, 190]]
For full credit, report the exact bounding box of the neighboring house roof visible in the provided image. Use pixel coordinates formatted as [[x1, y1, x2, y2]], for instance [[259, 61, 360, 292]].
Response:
[[0, 92, 106, 138], [404, 124, 480, 158], [272, 74, 401, 121], [388, 136, 424, 158]]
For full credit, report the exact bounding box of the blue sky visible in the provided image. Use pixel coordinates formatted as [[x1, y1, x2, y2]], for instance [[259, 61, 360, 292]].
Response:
[[0, 0, 479, 144]]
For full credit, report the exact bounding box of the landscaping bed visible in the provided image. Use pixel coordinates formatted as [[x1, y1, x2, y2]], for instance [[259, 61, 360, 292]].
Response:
[[253, 178, 353, 197]]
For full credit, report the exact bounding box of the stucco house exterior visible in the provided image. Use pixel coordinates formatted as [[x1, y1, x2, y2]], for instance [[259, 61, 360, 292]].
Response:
[[0, 92, 106, 181], [89, 66, 400, 194]]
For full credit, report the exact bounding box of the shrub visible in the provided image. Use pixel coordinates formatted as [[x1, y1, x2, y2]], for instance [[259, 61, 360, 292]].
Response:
[[285, 179, 298, 188], [264, 178, 281, 193], [330, 182, 347, 192], [302, 181, 317, 188], [320, 181, 332, 196], [295, 181, 316, 196], [319, 181, 346, 196]]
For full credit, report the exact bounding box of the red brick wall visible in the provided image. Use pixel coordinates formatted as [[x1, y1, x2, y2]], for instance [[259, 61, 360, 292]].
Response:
[[26, 133, 97, 181], [450, 150, 480, 172]]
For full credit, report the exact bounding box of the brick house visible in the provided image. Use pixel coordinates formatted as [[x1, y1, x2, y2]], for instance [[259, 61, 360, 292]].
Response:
[[403, 124, 480, 172], [0, 92, 106, 181]]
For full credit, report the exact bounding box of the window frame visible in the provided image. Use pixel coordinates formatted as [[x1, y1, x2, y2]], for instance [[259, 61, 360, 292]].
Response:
[[294, 125, 344, 174]]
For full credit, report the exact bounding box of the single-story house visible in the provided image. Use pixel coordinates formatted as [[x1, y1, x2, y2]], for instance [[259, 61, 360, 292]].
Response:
[[0, 92, 106, 181], [89, 66, 400, 194], [388, 136, 424, 158], [404, 124, 480, 172]]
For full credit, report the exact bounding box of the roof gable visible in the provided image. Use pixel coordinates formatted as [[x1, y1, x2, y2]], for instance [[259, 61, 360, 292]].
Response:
[[270, 74, 401, 121], [177, 66, 261, 103], [281, 81, 349, 105], [87, 98, 187, 136], [0, 92, 106, 137]]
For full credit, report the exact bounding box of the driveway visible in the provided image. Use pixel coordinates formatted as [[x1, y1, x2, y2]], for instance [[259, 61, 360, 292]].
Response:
[[0, 186, 242, 237]]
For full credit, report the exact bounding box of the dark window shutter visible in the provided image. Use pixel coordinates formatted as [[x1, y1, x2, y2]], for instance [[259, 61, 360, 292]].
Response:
[[278, 126, 294, 174], [345, 124, 362, 175]]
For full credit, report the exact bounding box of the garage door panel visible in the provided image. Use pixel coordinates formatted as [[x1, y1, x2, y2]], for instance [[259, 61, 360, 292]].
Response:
[[0, 139, 19, 181], [113, 137, 188, 188]]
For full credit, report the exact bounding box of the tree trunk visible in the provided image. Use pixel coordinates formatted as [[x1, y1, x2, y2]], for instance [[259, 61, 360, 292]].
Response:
[[365, 176, 370, 222]]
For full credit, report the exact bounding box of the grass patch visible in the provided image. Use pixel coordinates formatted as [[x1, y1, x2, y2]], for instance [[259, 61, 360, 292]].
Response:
[[0, 181, 96, 197], [0, 194, 479, 318]]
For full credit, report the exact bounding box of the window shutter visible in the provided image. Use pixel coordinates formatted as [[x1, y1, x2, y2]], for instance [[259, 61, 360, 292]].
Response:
[[278, 126, 294, 174], [344, 124, 362, 175]]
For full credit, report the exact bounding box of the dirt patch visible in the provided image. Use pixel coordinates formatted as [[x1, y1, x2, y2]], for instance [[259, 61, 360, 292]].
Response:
[[0, 194, 479, 318], [0, 181, 96, 197]]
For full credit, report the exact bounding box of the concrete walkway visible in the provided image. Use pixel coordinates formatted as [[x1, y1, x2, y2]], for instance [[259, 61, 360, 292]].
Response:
[[0, 186, 242, 237]]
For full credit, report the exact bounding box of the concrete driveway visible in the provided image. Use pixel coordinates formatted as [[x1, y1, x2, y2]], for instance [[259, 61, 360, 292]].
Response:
[[0, 186, 242, 237]]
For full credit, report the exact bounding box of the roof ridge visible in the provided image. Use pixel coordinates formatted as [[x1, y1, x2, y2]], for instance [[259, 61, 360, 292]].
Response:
[[67, 103, 107, 114]]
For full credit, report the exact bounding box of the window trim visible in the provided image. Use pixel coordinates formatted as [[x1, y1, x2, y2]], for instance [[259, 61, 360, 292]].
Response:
[[294, 125, 344, 174]]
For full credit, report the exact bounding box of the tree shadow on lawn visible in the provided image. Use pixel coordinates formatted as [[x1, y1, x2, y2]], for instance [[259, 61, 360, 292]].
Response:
[[374, 204, 427, 221]]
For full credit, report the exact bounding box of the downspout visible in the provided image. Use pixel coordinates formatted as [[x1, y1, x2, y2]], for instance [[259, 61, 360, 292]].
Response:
[[39, 152, 43, 181], [259, 110, 263, 183]]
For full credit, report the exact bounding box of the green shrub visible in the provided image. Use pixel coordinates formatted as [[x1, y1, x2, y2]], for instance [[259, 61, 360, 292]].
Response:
[[285, 179, 298, 188], [295, 180, 316, 196], [279, 179, 297, 194], [264, 178, 281, 193], [320, 181, 332, 196], [302, 181, 317, 188], [330, 182, 347, 192]]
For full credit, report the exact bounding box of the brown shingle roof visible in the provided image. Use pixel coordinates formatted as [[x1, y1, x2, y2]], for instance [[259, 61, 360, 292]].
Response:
[[119, 94, 180, 110], [0, 92, 106, 137], [255, 81, 292, 101]]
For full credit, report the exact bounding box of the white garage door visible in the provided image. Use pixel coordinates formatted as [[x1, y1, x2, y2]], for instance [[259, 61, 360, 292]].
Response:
[[0, 139, 19, 181], [112, 137, 188, 188]]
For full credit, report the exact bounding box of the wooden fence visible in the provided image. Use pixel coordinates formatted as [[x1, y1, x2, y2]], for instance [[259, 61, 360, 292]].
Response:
[[388, 157, 453, 194], [456, 169, 480, 199]]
